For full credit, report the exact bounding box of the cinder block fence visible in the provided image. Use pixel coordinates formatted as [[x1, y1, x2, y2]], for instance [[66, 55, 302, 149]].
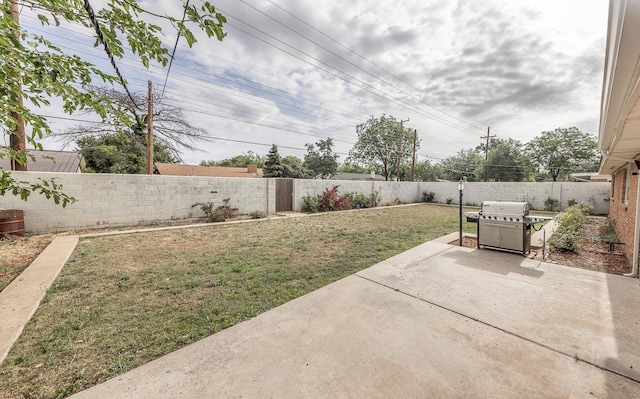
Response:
[[0, 172, 610, 233]]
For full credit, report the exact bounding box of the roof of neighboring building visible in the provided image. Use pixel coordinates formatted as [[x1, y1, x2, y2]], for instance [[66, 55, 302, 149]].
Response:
[[334, 172, 386, 181], [0, 149, 84, 173], [155, 163, 263, 178], [598, 0, 640, 174], [570, 173, 611, 182]]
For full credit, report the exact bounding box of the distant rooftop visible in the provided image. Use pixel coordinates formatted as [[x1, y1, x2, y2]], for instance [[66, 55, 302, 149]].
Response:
[[334, 172, 386, 181], [0, 149, 84, 173]]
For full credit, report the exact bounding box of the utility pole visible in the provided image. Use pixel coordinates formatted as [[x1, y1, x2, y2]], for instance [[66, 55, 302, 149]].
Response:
[[9, 0, 27, 171], [147, 80, 154, 175], [411, 129, 417, 182], [480, 126, 496, 182], [396, 118, 409, 181]]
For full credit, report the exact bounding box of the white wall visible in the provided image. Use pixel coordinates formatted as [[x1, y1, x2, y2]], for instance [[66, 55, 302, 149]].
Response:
[[0, 172, 271, 232], [413, 182, 611, 214], [0, 172, 611, 233], [293, 179, 420, 210]]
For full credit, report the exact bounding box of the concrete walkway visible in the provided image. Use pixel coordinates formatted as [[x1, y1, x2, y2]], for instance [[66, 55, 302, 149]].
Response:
[[2, 224, 639, 397], [67, 241, 640, 398], [0, 235, 78, 363]]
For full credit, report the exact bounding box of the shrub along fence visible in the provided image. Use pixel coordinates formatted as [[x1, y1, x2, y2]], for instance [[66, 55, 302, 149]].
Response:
[[0, 171, 610, 233]]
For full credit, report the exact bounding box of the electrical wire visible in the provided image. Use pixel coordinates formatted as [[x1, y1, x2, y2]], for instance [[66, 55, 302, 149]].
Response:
[[219, 12, 485, 137], [82, 0, 140, 115], [160, 0, 189, 100], [20, 5, 499, 161], [240, 0, 488, 135], [263, 0, 490, 132]]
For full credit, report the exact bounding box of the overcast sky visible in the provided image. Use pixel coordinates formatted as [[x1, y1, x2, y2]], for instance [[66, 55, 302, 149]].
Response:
[[22, 0, 609, 166]]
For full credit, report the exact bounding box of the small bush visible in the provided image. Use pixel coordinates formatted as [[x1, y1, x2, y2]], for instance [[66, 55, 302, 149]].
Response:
[[369, 190, 382, 207], [249, 211, 266, 219], [192, 198, 239, 222], [446, 197, 453, 205], [544, 197, 560, 211], [600, 217, 619, 244], [318, 186, 352, 212], [576, 201, 594, 215], [422, 190, 435, 203], [208, 207, 227, 222], [548, 205, 588, 252], [304, 188, 379, 213], [567, 198, 577, 207], [302, 194, 319, 213], [345, 191, 380, 209]]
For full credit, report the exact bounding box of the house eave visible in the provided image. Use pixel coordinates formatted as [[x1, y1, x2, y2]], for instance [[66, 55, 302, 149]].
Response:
[[598, 0, 640, 175]]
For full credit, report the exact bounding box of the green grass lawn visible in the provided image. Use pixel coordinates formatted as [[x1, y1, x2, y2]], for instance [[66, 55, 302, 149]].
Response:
[[0, 204, 476, 399]]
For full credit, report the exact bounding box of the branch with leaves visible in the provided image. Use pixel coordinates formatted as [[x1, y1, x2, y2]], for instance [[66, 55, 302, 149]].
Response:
[[1, 0, 226, 204]]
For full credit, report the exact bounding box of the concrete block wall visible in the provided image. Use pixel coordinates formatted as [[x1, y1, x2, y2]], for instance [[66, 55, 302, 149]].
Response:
[[0, 172, 270, 232], [292, 179, 421, 211], [0, 172, 611, 233], [416, 182, 611, 214]]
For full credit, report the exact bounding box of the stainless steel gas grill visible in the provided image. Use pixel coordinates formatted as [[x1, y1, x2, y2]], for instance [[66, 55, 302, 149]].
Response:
[[464, 201, 552, 255]]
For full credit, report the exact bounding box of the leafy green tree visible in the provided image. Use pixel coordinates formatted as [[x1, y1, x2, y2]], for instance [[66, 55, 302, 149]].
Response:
[[304, 138, 338, 178], [201, 151, 266, 168], [347, 115, 418, 181], [525, 127, 599, 181], [337, 161, 369, 174], [282, 156, 313, 179], [263, 144, 284, 177], [414, 159, 443, 182], [480, 138, 527, 182], [1, 0, 226, 203], [77, 132, 176, 174], [438, 149, 484, 182]]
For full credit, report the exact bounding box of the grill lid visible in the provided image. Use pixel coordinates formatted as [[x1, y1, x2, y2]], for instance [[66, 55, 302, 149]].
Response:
[[480, 201, 529, 217]]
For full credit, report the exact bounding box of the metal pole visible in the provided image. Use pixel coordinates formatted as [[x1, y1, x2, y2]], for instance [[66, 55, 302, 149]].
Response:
[[480, 127, 495, 182], [147, 80, 154, 175], [396, 118, 409, 181], [411, 129, 417, 181], [459, 180, 463, 246]]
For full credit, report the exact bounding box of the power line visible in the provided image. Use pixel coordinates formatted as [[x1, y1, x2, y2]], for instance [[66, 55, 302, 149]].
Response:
[[160, 0, 189, 100], [82, 0, 140, 115], [19, 6, 496, 159], [263, 0, 489, 132], [21, 20, 367, 141], [41, 114, 351, 156], [219, 12, 485, 137]]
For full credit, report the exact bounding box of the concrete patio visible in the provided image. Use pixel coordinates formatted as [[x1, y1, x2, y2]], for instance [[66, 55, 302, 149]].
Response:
[[68, 240, 640, 398]]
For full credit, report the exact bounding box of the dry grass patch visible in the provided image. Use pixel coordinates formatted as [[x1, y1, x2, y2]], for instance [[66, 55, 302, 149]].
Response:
[[0, 204, 475, 398], [0, 235, 59, 292]]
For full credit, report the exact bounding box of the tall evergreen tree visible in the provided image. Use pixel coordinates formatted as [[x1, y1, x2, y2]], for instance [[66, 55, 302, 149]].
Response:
[[263, 144, 284, 177]]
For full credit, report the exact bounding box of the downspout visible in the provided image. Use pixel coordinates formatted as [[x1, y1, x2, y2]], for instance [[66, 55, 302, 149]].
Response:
[[601, 151, 638, 277]]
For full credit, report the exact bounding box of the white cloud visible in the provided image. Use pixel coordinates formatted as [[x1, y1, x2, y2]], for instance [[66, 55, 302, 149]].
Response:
[[29, 0, 608, 165]]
